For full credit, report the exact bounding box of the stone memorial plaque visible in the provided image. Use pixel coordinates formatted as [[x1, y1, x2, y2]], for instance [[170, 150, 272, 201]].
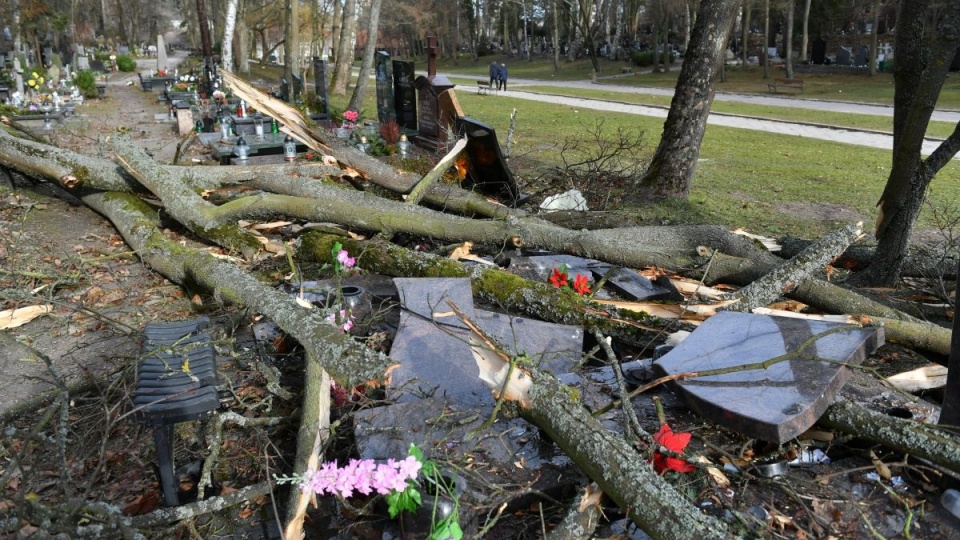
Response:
[[393, 60, 417, 131], [836, 46, 852, 66], [812, 38, 826, 65], [473, 311, 582, 375], [855, 45, 869, 67], [654, 311, 884, 443], [414, 36, 454, 149], [375, 50, 395, 124], [393, 277, 474, 328], [388, 311, 492, 409], [157, 35, 168, 71], [586, 262, 682, 302], [279, 77, 290, 102], [76, 55, 90, 71], [117, 45, 129, 56], [453, 117, 520, 204], [311, 57, 329, 114]]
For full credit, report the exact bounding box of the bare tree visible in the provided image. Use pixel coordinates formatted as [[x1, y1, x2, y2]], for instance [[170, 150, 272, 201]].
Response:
[[785, 0, 794, 78], [799, 0, 811, 61]]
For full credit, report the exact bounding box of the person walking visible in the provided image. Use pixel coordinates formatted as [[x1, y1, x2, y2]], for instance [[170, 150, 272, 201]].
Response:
[[498, 62, 508, 91], [488, 61, 499, 88]]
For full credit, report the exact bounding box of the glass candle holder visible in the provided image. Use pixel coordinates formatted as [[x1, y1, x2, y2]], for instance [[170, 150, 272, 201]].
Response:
[[398, 134, 411, 158], [340, 286, 373, 336], [283, 135, 297, 161], [234, 136, 250, 161], [253, 112, 264, 140]]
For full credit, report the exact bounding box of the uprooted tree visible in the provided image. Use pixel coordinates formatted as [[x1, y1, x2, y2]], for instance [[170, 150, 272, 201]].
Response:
[[2, 114, 960, 538]]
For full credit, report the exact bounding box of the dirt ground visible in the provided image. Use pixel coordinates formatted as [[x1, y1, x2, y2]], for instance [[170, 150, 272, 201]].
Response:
[[3, 54, 960, 539]]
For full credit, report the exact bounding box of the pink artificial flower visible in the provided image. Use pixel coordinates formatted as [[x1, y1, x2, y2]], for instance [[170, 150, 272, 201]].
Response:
[[337, 249, 356, 269], [342, 110, 359, 123]]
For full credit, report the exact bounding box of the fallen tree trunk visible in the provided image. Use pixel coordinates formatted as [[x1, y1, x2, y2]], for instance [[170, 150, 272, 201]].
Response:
[[727, 223, 863, 312], [821, 398, 960, 474], [79, 191, 721, 537]]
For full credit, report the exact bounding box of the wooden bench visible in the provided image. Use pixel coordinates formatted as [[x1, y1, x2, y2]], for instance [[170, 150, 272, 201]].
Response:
[[768, 78, 804, 93], [477, 79, 496, 95]]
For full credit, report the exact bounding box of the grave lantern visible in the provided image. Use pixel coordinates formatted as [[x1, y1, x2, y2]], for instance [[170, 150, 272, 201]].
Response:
[[234, 136, 250, 161], [357, 136, 371, 154], [398, 134, 411, 158], [283, 135, 297, 161], [253, 113, 264, 140]]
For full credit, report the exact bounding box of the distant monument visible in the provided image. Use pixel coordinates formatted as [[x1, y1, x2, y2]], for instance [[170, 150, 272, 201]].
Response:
[[414, 36, 455, 150]]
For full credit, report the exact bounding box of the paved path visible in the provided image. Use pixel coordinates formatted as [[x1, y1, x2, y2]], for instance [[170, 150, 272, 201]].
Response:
[[440, 72, 958, 159]]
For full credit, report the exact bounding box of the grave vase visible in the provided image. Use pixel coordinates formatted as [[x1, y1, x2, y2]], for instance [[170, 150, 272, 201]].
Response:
[[335, 126, 352, 139], [340, 286, 372, 336]]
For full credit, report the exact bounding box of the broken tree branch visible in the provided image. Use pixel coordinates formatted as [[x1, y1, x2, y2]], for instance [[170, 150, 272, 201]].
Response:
[[820, 398, 960, 474], [406, 137, 467, 206], [726, 222, 864, 312]]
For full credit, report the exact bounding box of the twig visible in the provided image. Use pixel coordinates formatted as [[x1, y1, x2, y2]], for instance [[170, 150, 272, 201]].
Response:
[[198, 411, 288, 499], [593, 329, 643, 440], [130, 480, 277, 528]]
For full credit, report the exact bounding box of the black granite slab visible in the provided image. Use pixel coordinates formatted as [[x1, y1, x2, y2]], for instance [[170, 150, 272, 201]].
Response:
[[654, 311, 884, 443]]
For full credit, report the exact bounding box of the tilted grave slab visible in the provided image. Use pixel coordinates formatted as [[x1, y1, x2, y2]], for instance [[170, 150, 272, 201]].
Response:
[[654, 311, 884, 443]]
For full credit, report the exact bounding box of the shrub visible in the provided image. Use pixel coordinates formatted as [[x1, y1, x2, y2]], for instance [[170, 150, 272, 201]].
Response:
[[74, 69, 100, 99], [115, 54, 136, 72], [631, 50, 675, 67], [379, 120, 400, 144]]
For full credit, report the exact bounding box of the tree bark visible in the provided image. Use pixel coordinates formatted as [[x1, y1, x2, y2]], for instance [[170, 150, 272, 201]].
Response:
[[347, 0, 384, 111], [222, 0, 239, 70], [283, 0, 299, 87], [331, 0, 358, 95], [726, 223, 862, 312], [860, 1, 960, 286], [632, 0, 740, 201], [799, 0, 811, 62], [76, 192, 727, 538], [784, 0, 794, 79], [821, 398, 960, 474]]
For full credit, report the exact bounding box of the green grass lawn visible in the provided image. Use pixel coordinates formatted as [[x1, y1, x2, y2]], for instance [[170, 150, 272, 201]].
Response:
[[261, 56, 960, 241]]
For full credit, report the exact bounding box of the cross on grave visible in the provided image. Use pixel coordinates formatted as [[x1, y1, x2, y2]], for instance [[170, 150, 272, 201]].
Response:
[[426, 36, 440, 79]]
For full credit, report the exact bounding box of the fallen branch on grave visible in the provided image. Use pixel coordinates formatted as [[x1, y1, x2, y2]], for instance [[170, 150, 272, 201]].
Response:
[[76, 190, 730, 538]]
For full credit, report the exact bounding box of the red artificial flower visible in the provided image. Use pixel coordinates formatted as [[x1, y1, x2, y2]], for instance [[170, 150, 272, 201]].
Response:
[[651, 424, 696, 474], [549, 268, 568, 288], [572, 274, 591, 295]]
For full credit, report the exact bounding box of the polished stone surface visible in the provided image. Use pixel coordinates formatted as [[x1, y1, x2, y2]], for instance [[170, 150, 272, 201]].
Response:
[[393, 277, 474, 329], [654, 311, 884, 443]]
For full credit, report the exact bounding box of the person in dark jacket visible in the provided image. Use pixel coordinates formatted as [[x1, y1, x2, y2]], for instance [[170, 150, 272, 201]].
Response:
[[498, 63, 508, 91], [489, 61, 499, 88]]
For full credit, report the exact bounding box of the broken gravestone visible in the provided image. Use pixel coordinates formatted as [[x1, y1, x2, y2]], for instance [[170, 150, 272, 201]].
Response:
[[654, 311, 884, 443], [353, 277, 586, 535]]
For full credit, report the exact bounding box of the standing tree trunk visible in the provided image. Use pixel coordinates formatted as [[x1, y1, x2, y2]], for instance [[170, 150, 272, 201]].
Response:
[[630, 0, 740, 201], [858, 0, 960, 287], [762, 0, 770, 79], [331, 0, 357, 95], [347, 0, 383, 111], [197, 0, 213, 57], [741, 0, 751, 67], [283, 0, 299, 90], [222, 0, 239, 70], [552, 0, 561, 71], [785, 0, 794, 78], [237, 8, 250, 75], [799, 0, 811, 61], [869, 0, 881, 76], [331, 0, 342, 61]]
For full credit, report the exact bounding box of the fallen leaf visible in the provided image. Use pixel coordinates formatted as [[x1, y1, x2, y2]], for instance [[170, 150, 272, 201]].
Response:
[[238, 506, 254, 519]]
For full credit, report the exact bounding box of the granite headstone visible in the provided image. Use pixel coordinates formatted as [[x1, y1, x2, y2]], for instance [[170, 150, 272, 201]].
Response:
[[311, 57, 329, 113], [811, 38, 826, 65], [393, 60, 417, 131], [375, 50, 395, 123]]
